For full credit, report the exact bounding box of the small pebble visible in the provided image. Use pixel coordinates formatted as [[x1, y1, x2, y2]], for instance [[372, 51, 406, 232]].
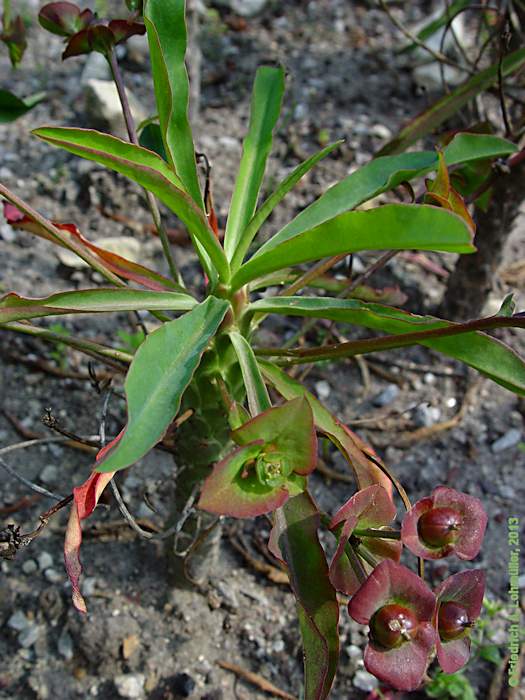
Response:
[[22, 559, 38, 575], [37, 551, 53, 571], [353, 669, 379, 692], [40, 464, 58, 484], [18, 624, 41, 648], [423, 372, 436, 385], [8, 610, 30, 631], [58, 628, 74, 661], [372, 384, 399, 407], [114, 673, 145, 699], [44, 568, 63, 584], [491, 429, 522, 453], [315, 380, 331, 401], [272, 639, 285, 653], [414, 404, 441, 428]]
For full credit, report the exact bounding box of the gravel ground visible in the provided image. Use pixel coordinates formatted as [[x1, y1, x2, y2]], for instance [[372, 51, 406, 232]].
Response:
[[1, 1, 524, 699]]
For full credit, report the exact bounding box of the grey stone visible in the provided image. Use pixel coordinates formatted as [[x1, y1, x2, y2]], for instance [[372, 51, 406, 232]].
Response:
[[218, 0, 268, 17], [499, 484, 515, 500], [44, 568, 63, 584], [22, 559, 38, 575], [372, 384, 399, 407], [81, 52, 111, 84], [84, 79, 146, 139], [8, 610, 30, 631], [40, 464, 58, 484], [414, 404, 441, 428], [114, 673, 145, 699], [353, 669, 378, 692], [37, 552, 54, 571], [370, 123, 391, 140], [491, 429, 522, 453], [18, 624, 41, 648], [58, 628, 74, 661]]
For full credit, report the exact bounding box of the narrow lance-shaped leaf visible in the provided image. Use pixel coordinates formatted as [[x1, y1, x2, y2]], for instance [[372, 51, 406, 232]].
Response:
[[96, 297, 229, 473], [259, 133, 516, 256], [255, 303, 525, 396], [377, 48, 525, 156], [229, 330, 271, 416], [231, 140, 343, 270], [259, 360, 393, 494], [231, 204, 474, 290], [224, 66, 285, 263], [143, 0, 203, 208], [32, 127, 230, 282], [0, 288, 196, 323], [273, 493, 339, 700]]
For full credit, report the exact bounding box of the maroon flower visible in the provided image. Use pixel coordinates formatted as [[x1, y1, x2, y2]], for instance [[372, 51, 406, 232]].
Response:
[[401, 486, 487, 560], [329, 485, 401, 596], [433, 569, 485, 673], [348, 560, 436, 691], [39, 3, 145, 60]]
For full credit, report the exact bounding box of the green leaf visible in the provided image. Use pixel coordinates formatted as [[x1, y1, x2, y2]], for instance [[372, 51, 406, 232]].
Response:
[[0, 90, 46, 124], [96, 297, 229, 473], [229, 331, 271, 416], [274, 493, 339, 700], [224, 66, 285, 264], [138, 122, 167, 161], [260, 133, 516, 256], [259, 361, 392, 493], [32, 127, 230, 282], [231, 204, 474, 290], [478, 644, 502, 665], [230, 139, 341, 270], [198, 442, 291, 518], [254, 298, 525, 396], [232, 398, 317, 475], [377, 48, 525, 156], [400, 0, 471, 53], [0, 288, 196, 323], [143, 0, 203, 208]]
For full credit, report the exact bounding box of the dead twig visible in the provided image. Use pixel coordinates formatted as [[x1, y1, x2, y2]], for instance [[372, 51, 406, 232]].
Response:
[[394, 379, 480, 447], [227, 526, 288, 585], [217, 660, 297, 700]]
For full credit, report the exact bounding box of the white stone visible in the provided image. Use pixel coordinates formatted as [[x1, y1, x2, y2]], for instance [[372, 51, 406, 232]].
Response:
[[353, 669, 378, 692], [22, 559, 38, 575], [8, 610, 30, 631], [114, 674, 146, 699], [315, 380, 331, 401], [37, 551, 53, 571]]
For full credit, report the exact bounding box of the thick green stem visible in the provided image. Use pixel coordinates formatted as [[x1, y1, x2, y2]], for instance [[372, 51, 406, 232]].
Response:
[[3, 0, 11, 29]]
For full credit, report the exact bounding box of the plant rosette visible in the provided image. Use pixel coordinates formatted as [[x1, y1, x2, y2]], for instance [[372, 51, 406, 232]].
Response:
[[197, 398, 317, 517], [433, 569, 486, 673], [401, 486, 487, 560], [328, 484, 402, 595], [348, 559, 437, 691]]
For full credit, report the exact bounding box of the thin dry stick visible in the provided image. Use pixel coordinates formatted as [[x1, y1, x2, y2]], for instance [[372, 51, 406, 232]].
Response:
[[0, 456, 64, 501], [217, 660, 297, 700]]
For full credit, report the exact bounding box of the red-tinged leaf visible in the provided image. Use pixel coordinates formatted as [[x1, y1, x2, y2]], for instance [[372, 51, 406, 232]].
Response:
[[198, 442, 291, 518], [274, 493, 339, 699], [39, 3, 94, 37], [425, 151, 475, 232], [231, 398, 317, 476], [64, 431, 123, 612], [259, 362, 393, 496], [4, 209, 182, 292], [329, 485, 401, 596], [108, 19, 146, 44], [63, 25, 115, 59], [1, 15, 27, 67]]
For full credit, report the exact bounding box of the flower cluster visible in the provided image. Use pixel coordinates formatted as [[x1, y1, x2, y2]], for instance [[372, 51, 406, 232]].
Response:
[[39, 2, 145, 60], [339, 486, 487, 691]]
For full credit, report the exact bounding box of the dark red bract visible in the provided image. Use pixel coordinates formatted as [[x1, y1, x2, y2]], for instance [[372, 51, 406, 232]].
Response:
[[348, 560, 436, 691], [401, 486, 487, 560], [433, 569, 486, 673]]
